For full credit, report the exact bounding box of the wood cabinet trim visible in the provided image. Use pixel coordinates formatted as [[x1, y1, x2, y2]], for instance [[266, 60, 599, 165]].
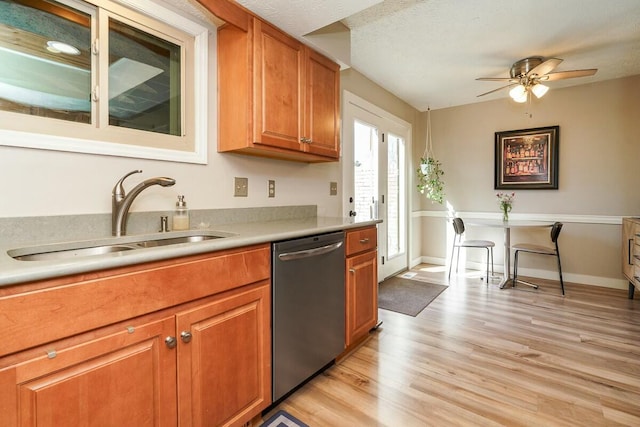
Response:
[[196, 0, 250, 31]]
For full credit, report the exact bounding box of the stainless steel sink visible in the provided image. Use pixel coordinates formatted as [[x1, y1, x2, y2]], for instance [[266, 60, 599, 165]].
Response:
[[133, 235, 219, 248], [10, 233, 229, 261]]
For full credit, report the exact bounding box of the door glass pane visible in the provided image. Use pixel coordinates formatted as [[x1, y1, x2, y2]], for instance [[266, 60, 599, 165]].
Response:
[[353, 120, 378, 221], [387, 133, 405, 258], [108, 18, 181, 135], [0, 0, 92, 123]]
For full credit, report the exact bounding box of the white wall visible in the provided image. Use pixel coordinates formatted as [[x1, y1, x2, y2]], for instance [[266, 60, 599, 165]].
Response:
[[0, 28, 342, 218]]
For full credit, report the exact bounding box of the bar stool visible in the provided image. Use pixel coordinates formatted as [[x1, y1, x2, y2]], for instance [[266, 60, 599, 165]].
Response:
[[512, 222, 565, 295], [448, 218, 495, 282]]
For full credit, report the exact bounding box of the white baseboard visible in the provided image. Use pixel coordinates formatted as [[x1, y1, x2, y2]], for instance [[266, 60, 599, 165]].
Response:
[[411, 256, 628, 291]]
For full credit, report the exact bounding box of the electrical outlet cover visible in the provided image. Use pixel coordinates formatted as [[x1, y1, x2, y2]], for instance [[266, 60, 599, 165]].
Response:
[[234, 177, 248, 197], [268, 180, 275, 198]]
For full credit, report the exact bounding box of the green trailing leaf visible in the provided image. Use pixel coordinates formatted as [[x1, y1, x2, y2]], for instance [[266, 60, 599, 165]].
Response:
[[417, 156, 445, 204]]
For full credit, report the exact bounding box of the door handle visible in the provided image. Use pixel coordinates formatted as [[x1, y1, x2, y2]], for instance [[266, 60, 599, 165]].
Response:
[[278, 241, 344, 261]]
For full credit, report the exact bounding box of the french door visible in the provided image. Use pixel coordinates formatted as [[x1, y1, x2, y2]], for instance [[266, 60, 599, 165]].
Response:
[[342, 91, 410, 280]]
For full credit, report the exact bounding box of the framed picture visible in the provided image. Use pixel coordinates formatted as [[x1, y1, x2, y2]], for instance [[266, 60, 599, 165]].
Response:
[[494, 126, 559, 190]]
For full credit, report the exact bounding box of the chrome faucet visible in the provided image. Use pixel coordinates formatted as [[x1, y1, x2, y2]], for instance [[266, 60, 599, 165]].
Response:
[[112, 170, 176, 236]]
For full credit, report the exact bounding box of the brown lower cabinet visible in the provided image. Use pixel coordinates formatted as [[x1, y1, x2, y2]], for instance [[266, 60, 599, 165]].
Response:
[[0, 245, 271, 427], [177, 284, 270, 426], [5, 315, 178, 426], [622, 217, 640, 299], [345, 226, 379, 348]]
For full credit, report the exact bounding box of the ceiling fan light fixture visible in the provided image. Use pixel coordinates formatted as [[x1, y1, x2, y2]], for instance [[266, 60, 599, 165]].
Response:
[[477, 56, 598, 103], [509, 84, 527, 102], [531, 83, 549, 98], [513, 92, 528, 103]]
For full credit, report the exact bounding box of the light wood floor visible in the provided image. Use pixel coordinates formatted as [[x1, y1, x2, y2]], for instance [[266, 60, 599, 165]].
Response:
[[267, 265, 640, 426]]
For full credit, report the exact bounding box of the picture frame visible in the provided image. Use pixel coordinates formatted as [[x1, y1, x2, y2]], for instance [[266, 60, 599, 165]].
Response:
[[494, 125, 559, 190]]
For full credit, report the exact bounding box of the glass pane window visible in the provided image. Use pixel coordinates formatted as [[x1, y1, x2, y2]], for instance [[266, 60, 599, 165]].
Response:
[[108, 18, 181, 136], [387, 132, 405, 259], [0, 0, 92, 123], [0, 0, 202, 162], [353, 119, 378, 222]]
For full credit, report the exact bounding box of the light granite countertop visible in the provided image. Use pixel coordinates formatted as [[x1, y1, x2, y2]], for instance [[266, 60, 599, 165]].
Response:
[[0, 215, 381, 287]]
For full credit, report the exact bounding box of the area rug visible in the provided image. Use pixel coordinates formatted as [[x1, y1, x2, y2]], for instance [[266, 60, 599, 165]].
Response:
[[378, 275, 448, 317], [260, 410, 309, 427]]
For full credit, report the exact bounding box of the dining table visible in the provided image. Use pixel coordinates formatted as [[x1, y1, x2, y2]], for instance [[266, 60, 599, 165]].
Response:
[[465, 219, 554, 289]]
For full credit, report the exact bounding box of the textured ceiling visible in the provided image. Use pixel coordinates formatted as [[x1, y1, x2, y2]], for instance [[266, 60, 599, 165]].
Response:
[[171, 0, 640, 111], [235, 0, 382, 35]]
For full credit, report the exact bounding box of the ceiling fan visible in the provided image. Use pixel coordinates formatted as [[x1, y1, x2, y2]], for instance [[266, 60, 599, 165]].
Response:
[[476, 56, 597, 103]]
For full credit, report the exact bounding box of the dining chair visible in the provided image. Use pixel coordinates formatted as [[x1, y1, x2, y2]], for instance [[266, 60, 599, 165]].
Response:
[[512, 222, 565, 295], [448, 218, 495, 282]]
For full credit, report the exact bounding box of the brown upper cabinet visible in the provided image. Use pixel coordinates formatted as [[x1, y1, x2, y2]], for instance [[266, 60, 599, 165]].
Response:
[[217, 17, 340, 162]]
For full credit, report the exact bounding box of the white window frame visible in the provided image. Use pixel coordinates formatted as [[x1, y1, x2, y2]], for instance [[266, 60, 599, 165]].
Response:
[[0, 0, 209, 164]]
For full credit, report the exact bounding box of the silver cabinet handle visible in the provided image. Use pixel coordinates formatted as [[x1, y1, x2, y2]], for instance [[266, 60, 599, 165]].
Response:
[[181, 331, 192, 343], [349, 268, 356, 273], [165, 336, 177, 349], [360, 238, 369, 244]]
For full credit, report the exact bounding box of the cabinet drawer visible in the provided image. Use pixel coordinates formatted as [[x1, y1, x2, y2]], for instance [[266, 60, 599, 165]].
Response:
[[346, 227, 377, 256]]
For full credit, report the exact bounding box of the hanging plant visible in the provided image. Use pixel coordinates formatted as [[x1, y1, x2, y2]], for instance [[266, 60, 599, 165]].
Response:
[[417, 108, 445, 204], [417, 157, 445, 204]]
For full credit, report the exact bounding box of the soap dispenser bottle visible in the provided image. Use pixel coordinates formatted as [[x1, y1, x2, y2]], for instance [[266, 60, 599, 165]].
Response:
[[173, 195, 190, 231]]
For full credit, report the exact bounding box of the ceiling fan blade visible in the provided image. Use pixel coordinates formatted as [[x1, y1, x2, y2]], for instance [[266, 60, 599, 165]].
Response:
[[476, 77, 514, 82], [527, 57, 562, 77], [540, 69, 598, 81], [477, 83, 516, 97]]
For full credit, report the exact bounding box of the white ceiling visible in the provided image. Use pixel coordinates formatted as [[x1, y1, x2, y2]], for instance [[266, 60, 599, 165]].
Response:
[[175, 0, 640, 111]]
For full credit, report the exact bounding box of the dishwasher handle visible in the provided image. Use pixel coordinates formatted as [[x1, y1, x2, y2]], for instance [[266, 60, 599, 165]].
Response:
[[278, 241, 343, 261]]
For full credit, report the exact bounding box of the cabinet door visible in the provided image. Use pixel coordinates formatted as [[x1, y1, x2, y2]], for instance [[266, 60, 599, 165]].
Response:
[[346, 250, 378, 346], [622, 218, 635, 281], [304, 49, 340, 159], [0, 317, 177, 427], [253, 19, 304, 151], [176, 282, 271, 427]]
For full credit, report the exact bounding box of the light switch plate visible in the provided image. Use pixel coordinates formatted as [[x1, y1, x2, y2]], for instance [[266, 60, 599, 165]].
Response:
[[268, 180, 275, 198], [234, 177, 248, 197], [330, 182, 338, 196]]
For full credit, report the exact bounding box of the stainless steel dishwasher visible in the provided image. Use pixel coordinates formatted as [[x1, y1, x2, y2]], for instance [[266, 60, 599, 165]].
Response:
[[272, 231, 345, 402]]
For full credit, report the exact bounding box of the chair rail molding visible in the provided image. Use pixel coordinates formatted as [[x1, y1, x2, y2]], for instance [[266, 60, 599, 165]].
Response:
[[412, 210, 623, 225]]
